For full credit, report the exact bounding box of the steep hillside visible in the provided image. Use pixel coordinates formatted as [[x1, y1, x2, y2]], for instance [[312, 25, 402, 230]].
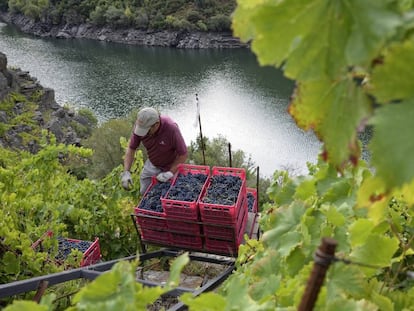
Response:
[[0, 52, 96, 152]]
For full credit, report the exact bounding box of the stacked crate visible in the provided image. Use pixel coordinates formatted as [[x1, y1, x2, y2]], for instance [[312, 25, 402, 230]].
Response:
[[134, 164, 253, 256], [246, 188, 258, 213], [31, 231, 101, 267], [161, 164, 210, 250], [199, 166, 248, 255], [134, 177, 171, 245], [56, 237, 101, 267]]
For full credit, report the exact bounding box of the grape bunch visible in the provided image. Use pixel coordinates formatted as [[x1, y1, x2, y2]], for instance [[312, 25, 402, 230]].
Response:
[[166, 172, 207, 202], [56, 237, 92, 261], [202, 175, 243, 205], [247, 192, 256, 212], [138, 181, 171, 212]]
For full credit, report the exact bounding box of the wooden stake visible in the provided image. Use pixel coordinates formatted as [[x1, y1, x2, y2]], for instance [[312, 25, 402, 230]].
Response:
[[33, 280, 49, 303], [298, 237, 337, 311]]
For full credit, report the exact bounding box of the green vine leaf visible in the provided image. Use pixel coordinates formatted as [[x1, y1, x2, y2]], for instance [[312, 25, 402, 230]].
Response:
[[326, 264, 366, 299], [369, 98, 414, 188], [3, 251, 20, 274], [350, 234, 399, 276], [233, 0, 401, 81], [370, 40, 414, 103], [166, 252, 189, 289], [180, 292, 226, 311], [3, 301, 48, 311], [344, 0, 401, 66], [348, 219, 375, 247]]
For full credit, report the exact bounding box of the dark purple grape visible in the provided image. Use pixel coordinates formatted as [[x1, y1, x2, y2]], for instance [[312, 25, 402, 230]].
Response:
[[202, 175, 242, 205]]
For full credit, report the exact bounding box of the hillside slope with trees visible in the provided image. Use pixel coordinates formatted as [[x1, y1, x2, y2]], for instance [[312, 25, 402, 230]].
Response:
[[0, 0, 248, 48]]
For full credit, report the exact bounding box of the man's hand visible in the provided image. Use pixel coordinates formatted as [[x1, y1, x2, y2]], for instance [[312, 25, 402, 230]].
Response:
[[156, 171, 174, 182], [121, 171, 133, 190]]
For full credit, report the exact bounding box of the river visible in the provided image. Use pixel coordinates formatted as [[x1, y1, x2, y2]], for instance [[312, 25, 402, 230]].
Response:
[[0, 22, 322, 177]]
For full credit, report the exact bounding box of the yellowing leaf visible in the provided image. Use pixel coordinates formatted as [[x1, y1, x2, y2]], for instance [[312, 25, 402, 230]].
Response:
[[367, 199, 389, 225], [289, 77, 371, 167], [348, 219, 374, 247], [357, 176, 387, 207]]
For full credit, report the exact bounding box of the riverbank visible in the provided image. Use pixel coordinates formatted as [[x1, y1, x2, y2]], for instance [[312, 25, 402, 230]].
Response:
[[0, 11, 249, 49]]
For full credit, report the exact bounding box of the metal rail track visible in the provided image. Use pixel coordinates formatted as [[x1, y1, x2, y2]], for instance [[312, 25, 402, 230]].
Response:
[[0, 248, 236, 311], [1, 210, 259, 310]]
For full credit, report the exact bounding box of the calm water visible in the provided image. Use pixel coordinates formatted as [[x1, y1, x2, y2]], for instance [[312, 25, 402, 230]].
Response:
[[0, 22, 322, 177]]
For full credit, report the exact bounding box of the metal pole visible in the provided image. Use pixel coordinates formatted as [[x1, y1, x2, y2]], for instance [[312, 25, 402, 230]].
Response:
[[256, 166, 259, 208], [196, 93, 206, 165], [228, 142, 232, 167], [298, 237, 337, 311]]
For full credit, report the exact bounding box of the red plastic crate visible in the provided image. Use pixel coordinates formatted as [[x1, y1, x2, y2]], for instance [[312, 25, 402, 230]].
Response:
[[32, 232, 101, 267], [135, 177, 170, 230], [211, 166, 246, 180], [64, 237, 101, 267], [203, 195, 247, 239], [140, 227, 170, 244], [204, 208, 248, 255], [199, 166, 246, 224], [134, 207, 167, 230], [162, 164, 210, 221], [246, 188, 258, 213], [167, 218, 202, 234], [169, 232, 203, 250], [81, 238, 101, 267]]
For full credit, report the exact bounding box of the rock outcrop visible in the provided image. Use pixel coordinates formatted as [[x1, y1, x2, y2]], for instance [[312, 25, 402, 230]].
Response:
[[0, 52, 95, 152], [0, 12, 249, 49]]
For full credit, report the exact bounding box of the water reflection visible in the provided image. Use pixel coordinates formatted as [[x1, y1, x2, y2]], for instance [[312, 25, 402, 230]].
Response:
[[0, 22, 322, 177]]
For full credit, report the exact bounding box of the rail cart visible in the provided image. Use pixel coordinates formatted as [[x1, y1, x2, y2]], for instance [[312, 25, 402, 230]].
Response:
[[131, 165, 260, 256], [0, 165, 260, 311]]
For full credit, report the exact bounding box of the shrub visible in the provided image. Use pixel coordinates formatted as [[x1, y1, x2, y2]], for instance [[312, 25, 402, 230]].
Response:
[[89, 5, 107, 26], [196, 20, 207, 31], [104, 5, 124, 27], [134, 9, 149, 29], [186, 10, 203, 23], [83, 118, 132, 179], [78, 108, 98, 127], [206, 14, 231, 31]]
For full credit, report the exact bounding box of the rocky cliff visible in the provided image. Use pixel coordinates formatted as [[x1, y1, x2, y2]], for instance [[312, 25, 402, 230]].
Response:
[[0, 12, 249, 49], [0, 52, 95, 153]]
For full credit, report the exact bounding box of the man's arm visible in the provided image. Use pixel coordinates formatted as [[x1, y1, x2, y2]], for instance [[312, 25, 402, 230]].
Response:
[[169, 153, 188, 174], [124, 147, 136, 172]]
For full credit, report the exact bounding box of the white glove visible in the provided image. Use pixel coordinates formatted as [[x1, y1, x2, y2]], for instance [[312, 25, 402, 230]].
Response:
[[156, 171, 174, 182], [121, 171, 133, 190]]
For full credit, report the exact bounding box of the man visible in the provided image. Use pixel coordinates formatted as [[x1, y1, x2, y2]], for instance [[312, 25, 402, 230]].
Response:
[[121, 107, 188, 194]]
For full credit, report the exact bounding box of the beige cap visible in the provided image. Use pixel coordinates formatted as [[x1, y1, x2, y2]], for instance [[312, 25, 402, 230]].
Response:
[[134, 107, 160, 136]]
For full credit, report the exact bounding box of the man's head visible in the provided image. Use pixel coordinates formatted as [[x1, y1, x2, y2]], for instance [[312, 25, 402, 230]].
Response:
[[134, 107, 160, 136]]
